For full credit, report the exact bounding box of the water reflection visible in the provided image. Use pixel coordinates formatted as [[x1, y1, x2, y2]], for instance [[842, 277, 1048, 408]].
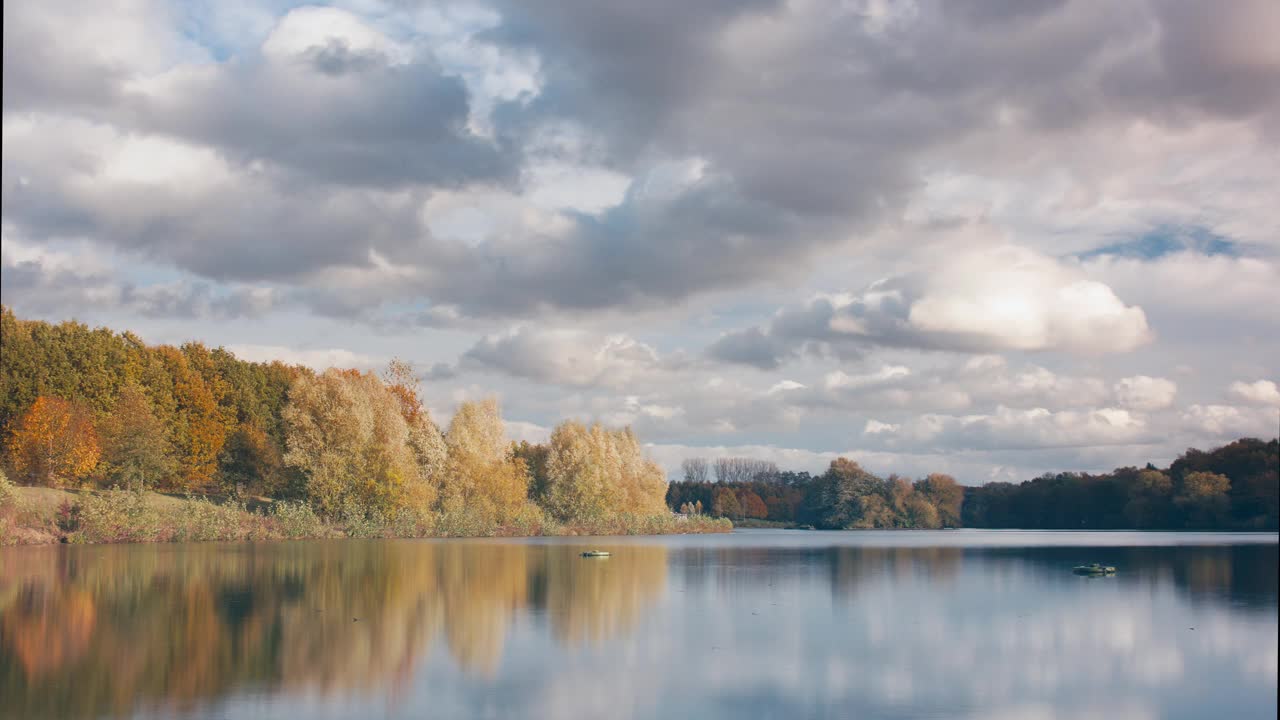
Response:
[[0, 541, 668, 719], [0, 534, 1275, 720]]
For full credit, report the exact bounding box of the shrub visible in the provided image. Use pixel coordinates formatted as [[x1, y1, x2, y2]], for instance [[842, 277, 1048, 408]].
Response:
[[0, 469, 18, 545], [0, 468, 13, 507], [506, 503, 557, 537], [74, 490, 164, 543], [434, 507, 493, 538], [339, 498, 391, 539], [174, 496, 249, 542], [270, 500, 328, 540], [56, 499, 81, 533]]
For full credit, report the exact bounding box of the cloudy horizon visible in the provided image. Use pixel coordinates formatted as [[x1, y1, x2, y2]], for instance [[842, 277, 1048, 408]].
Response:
[[4, 0, 1278, 483]]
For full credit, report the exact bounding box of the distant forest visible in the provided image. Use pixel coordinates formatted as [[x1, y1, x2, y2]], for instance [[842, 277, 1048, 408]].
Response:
[[666, 438, 1279, 530]]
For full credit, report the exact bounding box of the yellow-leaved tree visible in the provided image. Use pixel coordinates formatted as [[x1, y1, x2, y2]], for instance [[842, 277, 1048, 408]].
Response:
[[440, 398, 528, 527], [544, 421, 668, 522], [6, 396, 100, 487], [382, 359, 448, 489], [282, 369, 437, 521]]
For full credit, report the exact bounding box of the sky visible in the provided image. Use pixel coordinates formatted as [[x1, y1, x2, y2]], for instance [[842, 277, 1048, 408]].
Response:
[[3, 0, 1278, 484]]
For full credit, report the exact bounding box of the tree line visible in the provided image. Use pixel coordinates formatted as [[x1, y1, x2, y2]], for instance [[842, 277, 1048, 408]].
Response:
[[668, 439, 1279, 530], [0, 308, 705, 534], [667, 459, 963, 528]]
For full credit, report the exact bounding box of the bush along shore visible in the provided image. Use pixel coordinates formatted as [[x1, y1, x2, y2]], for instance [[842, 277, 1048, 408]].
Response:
[[0, 309, 731, 545], [1, 476, 730, 546]]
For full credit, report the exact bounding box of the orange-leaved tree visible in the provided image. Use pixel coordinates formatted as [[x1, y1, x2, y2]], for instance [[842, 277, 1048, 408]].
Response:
[[6, 396, 100, 486]]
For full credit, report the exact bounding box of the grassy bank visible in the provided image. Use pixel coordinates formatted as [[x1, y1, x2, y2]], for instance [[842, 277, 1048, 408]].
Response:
[[729, 518, 800, 529], [1, 482, 731, 546]]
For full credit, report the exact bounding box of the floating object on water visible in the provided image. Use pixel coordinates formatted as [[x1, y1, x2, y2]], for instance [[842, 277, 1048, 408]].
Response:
[[1072, 563, 1116, 575], [580, 550, 611, 558]]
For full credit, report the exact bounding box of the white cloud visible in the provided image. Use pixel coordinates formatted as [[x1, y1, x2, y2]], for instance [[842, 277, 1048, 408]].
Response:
[[261, 7, 408, 62], [1228, 380, 1280, 407], [461, 326, 676, 388], [224, 344, 381, 370], [825, 365, 910, 390], [864, 420, 899, 435], [904, 245, 1152, 354], [1181, 404, 1279, 438], [868, 406, 1152, 452], [709, 242, 1153, 368]]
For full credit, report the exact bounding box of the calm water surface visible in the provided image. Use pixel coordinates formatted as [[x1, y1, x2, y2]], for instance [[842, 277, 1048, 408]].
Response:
[[1, 530, 1276, 720]]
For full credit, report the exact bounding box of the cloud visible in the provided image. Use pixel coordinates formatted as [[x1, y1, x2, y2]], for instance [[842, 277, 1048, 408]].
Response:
[[223, 344, 381, 371], [7, 0, 1276, 323], [1228, 380, 1280, 407], [863, 406, 1153, 453], [0, 234, 279, 319], [461, 326, 679, 388], [708, 244, 1152, 366], [1180, 404, 1279, 439], [1114, 376, 1178, 412]]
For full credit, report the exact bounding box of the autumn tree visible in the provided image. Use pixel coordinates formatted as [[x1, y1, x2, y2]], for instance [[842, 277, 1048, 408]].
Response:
[[1124, 469, 1173, 528], [545, 421, 611, 522], [610, 427, 668, 515], [382, 359, 448, 488], [6, 396, 100, 487], [739, 490, 768, 519], [98, 385, 176, 490], [915, 474, 964, 527], [801, 458, 887, 528], [155, 346, 230, 491], [712, 486, 742, 519], [283, 369, 435, 520], [441, 398, 528, 526], [512, 441, 551, 502], [903, 493, 940, 528], [219, 423, 285, 497], [1175, 471, 1231, 528], [544, 421, 669, 522]]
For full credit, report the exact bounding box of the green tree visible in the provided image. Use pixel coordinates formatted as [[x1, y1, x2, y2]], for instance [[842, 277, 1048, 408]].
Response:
[[98, 385, 176, 490], [712, 486, 742, 519]]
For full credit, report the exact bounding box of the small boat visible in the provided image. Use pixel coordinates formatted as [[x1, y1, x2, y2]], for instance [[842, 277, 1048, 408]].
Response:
[[580, 550, 611, 558], [1072, 563, 1116, 575]]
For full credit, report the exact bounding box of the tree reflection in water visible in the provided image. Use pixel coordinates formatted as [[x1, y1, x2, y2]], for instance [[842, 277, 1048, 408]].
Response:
[[0, 541, 668, 719]]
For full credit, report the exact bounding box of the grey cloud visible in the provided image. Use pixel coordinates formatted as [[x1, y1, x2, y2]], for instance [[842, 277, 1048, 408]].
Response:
[[423, 362, 459, 381], [460, 326, 681, 388], [4, 0, 1278, 323], [134, 54, 516, 190], [706, 327, 791, 370], [1, 164, 429, 282], [0, 255, 278, 320]]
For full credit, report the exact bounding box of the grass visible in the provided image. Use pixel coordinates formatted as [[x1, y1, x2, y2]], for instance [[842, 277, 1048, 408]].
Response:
[[730, 518, 797, 529], [1, 485, 733, 545]]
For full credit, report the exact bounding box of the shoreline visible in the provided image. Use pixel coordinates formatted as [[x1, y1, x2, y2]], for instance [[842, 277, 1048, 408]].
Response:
[[0, 486, 733, 546]]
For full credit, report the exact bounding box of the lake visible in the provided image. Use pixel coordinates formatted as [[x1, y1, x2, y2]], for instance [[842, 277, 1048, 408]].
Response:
[[1, 530, 1276, 720]]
